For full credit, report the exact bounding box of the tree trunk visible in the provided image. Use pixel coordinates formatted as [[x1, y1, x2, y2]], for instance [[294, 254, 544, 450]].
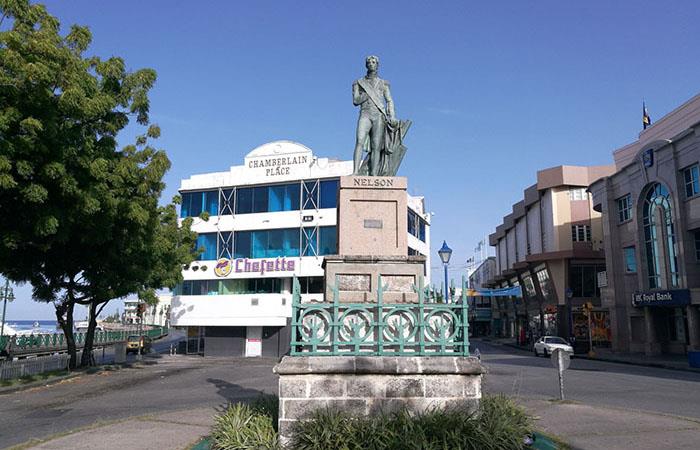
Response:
[[56, 301, 77, 370], [80, 302, 101, 367]]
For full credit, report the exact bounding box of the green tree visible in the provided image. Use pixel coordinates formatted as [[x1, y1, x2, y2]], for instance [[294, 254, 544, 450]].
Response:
[[0, 1, 197, 368]]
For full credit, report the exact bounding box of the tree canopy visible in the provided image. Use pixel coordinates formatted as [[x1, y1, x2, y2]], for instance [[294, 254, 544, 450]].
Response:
[[0, 0, 197, 366]]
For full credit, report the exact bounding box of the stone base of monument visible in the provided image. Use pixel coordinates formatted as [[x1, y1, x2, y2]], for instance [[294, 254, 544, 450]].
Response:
[[323, 254, 426, 303], [274, 355, 484, 446]]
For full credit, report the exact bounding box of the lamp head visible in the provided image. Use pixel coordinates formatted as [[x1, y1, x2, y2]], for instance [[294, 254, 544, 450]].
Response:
[[438, 240, 452, 264]]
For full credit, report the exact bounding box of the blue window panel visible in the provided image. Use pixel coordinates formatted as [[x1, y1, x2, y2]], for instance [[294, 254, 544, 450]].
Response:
[[234, 231, 251, 259], [268, 185, 285, 212], [253, 186, 268, 213], [408, 210, 417, 236], [319, 179, 339, 209], [180, 193, 191, 218], [319, 226, 337, 255], [204, 191, 218, 215], [685, 165, 699, 198], [252, 230, 267, 259], [267, 229, 284, 257], [190, 192, 203, 217], [284, 228, 300, 257], [624, 247, 637, 272], [196, 233, 217, 260], [286, 183, 301, 211], [236, 188, 253, 214]]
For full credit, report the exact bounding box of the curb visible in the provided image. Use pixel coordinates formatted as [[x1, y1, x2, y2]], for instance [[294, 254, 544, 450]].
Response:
[[493, 340, 700, 374]]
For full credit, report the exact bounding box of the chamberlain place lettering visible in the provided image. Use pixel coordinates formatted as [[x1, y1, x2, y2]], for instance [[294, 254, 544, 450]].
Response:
[[248, 155, 309, 177], [234, 257, 296, 275]]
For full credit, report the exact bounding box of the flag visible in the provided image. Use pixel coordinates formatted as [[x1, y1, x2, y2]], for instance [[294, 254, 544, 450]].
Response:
[[643, 101, 651, 130]]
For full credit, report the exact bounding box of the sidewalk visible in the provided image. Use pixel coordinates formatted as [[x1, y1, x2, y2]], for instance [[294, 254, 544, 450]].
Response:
[[481, 337, 700, 373], [16, 408, 214, 450], [521, 398, 700, 450]]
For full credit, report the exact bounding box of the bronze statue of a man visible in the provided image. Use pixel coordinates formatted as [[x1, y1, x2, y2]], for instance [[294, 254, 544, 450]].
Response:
[[352, 56, 410, 176]]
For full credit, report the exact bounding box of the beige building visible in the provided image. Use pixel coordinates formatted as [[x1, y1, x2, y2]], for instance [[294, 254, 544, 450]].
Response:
[[589, 93, 700, 356], [487, 165, 615, 345]]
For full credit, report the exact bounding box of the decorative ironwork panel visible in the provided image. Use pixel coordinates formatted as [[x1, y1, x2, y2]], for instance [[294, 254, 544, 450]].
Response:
[[290, 276, 470, 356]]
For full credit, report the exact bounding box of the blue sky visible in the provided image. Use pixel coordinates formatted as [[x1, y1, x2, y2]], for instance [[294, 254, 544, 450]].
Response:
[[5, 1, 700, 319]]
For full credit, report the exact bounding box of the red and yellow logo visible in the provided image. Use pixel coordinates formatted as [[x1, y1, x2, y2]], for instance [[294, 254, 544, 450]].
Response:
[[214, 258, 232, 277]]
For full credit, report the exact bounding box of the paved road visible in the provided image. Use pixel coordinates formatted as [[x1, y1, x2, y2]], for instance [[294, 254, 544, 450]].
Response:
[[0, 355, 278, 449], [473, 338, 700, 420], [2, 340, 700, 449]]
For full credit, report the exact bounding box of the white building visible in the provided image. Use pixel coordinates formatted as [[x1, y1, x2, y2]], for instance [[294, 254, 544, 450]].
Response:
[[123, 295, 171, 327], [170, 141, 431, 357]]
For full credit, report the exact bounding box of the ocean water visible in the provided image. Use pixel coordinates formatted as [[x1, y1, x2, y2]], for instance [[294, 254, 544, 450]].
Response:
[[3, 320, 59, 334]]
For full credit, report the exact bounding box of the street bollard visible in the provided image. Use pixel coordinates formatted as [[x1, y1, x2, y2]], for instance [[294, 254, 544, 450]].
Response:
[[552, 349, 570, 400]]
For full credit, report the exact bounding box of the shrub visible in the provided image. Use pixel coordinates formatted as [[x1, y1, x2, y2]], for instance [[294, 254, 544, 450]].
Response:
[[210, 401, 278, 450], [291, 395, 533, 450], [210, 394, 533, 450]]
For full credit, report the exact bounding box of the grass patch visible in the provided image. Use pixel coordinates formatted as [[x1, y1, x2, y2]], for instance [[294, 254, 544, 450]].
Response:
[[210, 394, 538, 450], [0, 369, 71, 388]]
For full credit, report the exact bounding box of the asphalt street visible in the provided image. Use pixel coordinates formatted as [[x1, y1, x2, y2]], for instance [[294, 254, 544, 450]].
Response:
[[2, 339, 700, 448], [474, 338, 700, 420], [0, 354, 278, 449]]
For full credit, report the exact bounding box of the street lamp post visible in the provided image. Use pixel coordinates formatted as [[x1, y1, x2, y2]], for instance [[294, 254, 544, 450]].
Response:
[[438, 241, 452, 303], [1, 279, 16, 337]]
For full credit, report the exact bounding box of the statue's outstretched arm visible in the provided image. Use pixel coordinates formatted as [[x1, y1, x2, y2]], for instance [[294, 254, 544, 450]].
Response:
[[352, 81, 367, 106]]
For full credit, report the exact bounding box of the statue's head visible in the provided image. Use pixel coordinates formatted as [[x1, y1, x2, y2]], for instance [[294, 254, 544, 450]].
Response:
[[365, 55, 379, 71]]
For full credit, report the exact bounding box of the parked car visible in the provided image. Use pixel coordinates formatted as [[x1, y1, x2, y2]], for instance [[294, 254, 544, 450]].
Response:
[[126, 335, 152, 354], [533, 336, 574, 357]]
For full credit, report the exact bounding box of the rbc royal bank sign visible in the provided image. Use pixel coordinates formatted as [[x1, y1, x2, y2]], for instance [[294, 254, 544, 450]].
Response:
[[632, 289, 690, 307]]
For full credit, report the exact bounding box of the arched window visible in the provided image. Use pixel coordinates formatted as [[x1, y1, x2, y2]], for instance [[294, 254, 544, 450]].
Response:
[[642, 183, 679, 288]]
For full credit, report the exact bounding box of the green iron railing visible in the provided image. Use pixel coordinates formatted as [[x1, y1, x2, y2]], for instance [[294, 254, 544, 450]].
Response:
[[290, 275, 470, 356], [0, 325, 168, 356]]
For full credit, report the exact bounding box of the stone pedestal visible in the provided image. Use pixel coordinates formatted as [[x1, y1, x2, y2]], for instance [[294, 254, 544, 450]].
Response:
[[323, 254, 426, 303], [274, 356, 484, 446], [337, 176, 407, 256], [325, 175, 426, 304]]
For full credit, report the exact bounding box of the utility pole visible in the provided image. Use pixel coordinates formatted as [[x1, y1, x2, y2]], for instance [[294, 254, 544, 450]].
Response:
[[1, 279, 15, 337]]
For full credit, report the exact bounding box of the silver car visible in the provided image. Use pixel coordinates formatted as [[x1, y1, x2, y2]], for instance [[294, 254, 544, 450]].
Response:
[[533, 336, 574, 357]]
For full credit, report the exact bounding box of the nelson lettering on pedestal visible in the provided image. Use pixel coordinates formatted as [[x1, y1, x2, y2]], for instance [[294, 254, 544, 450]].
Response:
[[352, 55, 411, 177]]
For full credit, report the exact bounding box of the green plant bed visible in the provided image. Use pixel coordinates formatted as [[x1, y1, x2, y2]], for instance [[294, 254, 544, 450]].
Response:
[[292, 395, 533, 450], [211, 394, 542, 450], [210, 395, 279, 450], [0, 369, 71, 387]]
